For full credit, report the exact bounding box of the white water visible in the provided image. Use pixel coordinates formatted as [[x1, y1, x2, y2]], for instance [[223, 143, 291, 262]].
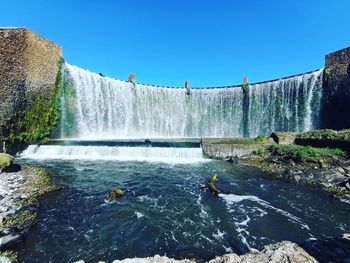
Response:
[[61, 63, 323, 139], [21, 145, 207, 163]]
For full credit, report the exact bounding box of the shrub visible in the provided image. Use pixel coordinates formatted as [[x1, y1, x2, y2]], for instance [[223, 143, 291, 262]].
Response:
[[266, 144, 346, 163]]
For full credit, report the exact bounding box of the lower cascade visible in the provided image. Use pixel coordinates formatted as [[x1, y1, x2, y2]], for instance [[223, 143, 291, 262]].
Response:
[[61, 63, 324, 139], [21, 144, 207, 163]]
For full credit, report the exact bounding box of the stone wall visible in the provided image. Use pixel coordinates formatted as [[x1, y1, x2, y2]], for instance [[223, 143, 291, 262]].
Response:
[[0, 28, 62, 151], [321, 47, 350, 129]]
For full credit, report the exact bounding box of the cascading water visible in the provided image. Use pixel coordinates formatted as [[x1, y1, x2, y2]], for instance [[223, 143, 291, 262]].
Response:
[[61, 63, 323, 139], [22, 64, 324, 160]]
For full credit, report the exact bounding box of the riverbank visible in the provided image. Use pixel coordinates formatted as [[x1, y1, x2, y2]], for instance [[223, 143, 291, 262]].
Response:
[[74, 233, 350, 263], [203, 130, 350, 203], [0, 154, 59, 262]]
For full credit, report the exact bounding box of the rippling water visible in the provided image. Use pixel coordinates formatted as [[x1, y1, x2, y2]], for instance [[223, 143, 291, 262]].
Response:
[[16, 159, 350, 262]]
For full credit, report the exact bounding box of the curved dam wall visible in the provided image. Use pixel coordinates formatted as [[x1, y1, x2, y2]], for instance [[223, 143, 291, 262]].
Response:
[[61, 63, 323, 139], [1, 28, 350, 148]]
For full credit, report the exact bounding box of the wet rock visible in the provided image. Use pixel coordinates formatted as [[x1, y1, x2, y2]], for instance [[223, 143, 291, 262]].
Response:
[[209, 241, 317, 263], [337, 167, 346, 174], [3, 164, 21, 173], [0, 256, 13, 263], [346, 182, 350, 190], [0, 233, 22, 249], [342, 233, 350, 240]]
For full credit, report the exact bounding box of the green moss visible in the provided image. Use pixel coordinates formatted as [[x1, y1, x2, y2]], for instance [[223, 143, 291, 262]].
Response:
[[0, 153, 14, 168], [9, 57, 65, 143], [29, 167, 59, 194], [1, 210, 37, 230], [266, 144, 346, 163], [0, 251, 18, 262], [1, 167, 58, 232], [241, 76, 249, 94], [325, 66, 331, 80], [297, 129, 350, 141]]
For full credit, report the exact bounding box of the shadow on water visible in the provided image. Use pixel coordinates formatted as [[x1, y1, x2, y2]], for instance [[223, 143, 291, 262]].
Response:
[[13, 159, 350, 262], [299, 236, 350, 263]]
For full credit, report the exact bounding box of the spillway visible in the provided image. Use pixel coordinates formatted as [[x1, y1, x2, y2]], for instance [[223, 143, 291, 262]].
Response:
[[60, 63, 323, 139]]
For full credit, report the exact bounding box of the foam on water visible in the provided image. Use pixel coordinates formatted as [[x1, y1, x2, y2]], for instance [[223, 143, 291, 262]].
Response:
[[219, 193, 310, 230]]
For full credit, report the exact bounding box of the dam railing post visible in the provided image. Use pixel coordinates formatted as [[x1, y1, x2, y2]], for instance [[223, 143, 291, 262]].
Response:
[[128, 73, 136, 88], [242, 76, 250, 137], [185, 80, 190, 95]]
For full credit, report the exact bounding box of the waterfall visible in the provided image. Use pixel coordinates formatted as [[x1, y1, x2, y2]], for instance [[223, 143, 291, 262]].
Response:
[[247, 69, 323, 137], [61, 63, 323, 139], [21, 145, 207, 163]]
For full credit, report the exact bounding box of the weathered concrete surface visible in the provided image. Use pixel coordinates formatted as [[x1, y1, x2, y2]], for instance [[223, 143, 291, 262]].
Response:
[[0, 28, 62, 149], [202, 138, 273, 159], [321, 46, 350, 130]]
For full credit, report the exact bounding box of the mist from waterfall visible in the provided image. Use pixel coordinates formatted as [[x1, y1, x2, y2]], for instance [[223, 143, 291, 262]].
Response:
[[60, 63, 323, 139]]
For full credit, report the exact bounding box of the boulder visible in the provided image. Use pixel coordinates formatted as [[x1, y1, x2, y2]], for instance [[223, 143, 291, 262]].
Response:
[[105, 188, 124, 203], [0, 154, 14, 173], [0, 233, 22, 250]]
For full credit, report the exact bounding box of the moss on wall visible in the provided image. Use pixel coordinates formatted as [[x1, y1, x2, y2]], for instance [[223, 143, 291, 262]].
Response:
[[8, 57, 64, 144]]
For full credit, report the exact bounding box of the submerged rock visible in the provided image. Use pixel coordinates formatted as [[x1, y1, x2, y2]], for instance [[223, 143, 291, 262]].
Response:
[[0, 233, 22, 250], [105, 188, 124, 203]]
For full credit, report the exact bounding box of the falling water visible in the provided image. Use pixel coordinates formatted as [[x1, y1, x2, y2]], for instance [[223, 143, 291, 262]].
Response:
[[61, 63, 323, 139]]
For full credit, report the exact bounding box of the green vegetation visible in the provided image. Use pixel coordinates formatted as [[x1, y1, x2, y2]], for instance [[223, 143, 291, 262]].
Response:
[[0, 251, 18, 262], [252, 147, 266, 155], [254, 135, 267, 143], [259, 144, 346, 163], [29, 166, 59, 194], [1, 166, 58, 232], [297, 129, 350, 141], [241, 76, 249, 94], [0, 153, 14, 168], [9, 57, 65, 143], [325, 66, 332, 80], [1, 209, 37, 230]]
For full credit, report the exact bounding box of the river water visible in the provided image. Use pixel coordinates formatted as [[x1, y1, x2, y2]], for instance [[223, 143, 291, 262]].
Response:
[[16, 158, 349, 262]]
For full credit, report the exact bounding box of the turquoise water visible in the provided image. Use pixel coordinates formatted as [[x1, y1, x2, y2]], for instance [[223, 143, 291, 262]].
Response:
[[16, 159, 349, 262]]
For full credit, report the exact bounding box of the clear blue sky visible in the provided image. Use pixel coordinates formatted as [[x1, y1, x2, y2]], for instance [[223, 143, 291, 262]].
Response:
[[1, 0, 349, 87]]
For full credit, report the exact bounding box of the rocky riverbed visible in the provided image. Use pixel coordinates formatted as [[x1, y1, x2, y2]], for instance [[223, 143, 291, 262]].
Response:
[[0, 157, 58, 262], [242, 155, 350, 203]]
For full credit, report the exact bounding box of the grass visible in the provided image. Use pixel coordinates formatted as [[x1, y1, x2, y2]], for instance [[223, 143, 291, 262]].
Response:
[[259, 144, 346, 163]]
